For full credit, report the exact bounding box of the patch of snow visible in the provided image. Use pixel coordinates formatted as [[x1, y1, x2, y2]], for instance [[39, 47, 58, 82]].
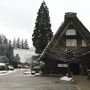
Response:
[[60, 76, 73, 81], [34, 71, 41, 76], [0, 69, 19, 76], [34, 73, 40, 76], [8, 66, 14, 70], [23, 69, 31, 75], [23, 71, 31, 74], [0, 70, 12, 75], [0, 63, 5, 66], [22, 70, 34, 76], [31, 71, 35, 74], [0, 71, 8, 74]]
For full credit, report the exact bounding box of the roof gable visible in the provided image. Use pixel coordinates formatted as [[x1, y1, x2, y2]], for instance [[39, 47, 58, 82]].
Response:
[[38, 12, 90, 61], [53, 16, 90, 45]]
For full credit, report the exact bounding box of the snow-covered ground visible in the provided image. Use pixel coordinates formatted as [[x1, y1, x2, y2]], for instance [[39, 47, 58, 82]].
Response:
[[0, 47, 36, 76], [14, 47, 35, 63], [0, 69, 35, 76], [0, 70, 16, 76], [0, 47, 39, 76]]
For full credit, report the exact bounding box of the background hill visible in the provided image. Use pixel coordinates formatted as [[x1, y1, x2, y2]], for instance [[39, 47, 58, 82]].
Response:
[[14, 47, 35, 63]]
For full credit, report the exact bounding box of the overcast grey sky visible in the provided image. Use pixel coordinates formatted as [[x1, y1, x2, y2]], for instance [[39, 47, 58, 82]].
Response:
[[0, 0, 90, 47]]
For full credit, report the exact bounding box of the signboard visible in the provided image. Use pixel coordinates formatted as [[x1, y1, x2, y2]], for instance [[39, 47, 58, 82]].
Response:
[[57, 64, 68, 67]]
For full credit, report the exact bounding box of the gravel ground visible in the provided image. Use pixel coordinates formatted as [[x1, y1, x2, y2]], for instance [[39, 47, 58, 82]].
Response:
[[0, 75, 79, 90], [0, 69, 79, 90], [74, 76, 90, 90]]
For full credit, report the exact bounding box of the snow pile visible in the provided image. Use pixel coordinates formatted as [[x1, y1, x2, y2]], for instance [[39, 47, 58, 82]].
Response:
[[60, 76, 73, 81], [14, 48, 35, 62]]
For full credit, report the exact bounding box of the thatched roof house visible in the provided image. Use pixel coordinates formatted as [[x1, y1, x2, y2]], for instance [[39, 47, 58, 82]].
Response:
[[38, 12, 90, 75]]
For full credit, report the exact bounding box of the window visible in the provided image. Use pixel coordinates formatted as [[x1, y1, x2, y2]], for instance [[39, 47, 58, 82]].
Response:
[[66, 39, 77, 46], [82, 40, 87, 47], [66, 29, 76, 35], [57, 64, 68, 67]]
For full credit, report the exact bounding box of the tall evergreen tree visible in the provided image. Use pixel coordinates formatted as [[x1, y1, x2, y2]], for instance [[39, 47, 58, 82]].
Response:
[[0, 35, 8, 44], [32, 1, 53, 54], [3, 38, 8, 44], [16, 38, 20, 48], [0, 36, 2, 44], [21, 39, 24, 49], [8, 40, 12, 46], [24, 39, 29, 49], [13, 38, 16, 48]]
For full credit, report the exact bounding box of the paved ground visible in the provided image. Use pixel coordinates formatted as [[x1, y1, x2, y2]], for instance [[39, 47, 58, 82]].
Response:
[[74, 76, 90, 90], [0, 69, 79, 90]]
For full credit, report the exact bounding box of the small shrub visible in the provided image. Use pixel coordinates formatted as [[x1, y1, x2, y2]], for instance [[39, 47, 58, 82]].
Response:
[[0, 65, 6, 70]]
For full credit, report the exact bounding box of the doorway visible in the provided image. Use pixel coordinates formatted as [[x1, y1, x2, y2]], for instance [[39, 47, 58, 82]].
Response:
[[70, 63, 80, 75]]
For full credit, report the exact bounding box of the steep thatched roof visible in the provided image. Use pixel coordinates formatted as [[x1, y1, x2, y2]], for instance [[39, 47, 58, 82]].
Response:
[[38, 12, 90, 62]]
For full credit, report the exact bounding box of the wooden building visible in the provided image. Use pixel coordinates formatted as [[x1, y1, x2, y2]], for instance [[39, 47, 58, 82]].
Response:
[[38, 12, 90, 76]]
